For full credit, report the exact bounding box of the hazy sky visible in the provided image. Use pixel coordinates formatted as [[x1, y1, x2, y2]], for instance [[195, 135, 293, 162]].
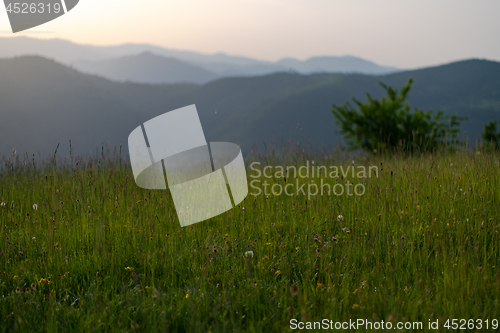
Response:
[[1, 0, 499, 68]]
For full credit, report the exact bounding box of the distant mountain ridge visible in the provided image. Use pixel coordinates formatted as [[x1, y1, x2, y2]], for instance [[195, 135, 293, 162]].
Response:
[[0, 56, 498, 159], [73, 52, 219, 84], [0, 37, 399, 84], [277, 56, 398, 74]]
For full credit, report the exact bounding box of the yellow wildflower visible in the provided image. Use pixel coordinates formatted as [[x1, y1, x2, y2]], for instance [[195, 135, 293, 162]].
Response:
[[125, 267, 133, 271], [352, 304, 360, 309], [185, 293, 189, 299], [39, 278, 47, 285], [275, 270, 281, 275]]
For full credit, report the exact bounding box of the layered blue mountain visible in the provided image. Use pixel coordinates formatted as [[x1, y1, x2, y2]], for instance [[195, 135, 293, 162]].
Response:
[[73, 52, 219, 84], [0, 56, 498, 158], [0, 37, 398, 84]]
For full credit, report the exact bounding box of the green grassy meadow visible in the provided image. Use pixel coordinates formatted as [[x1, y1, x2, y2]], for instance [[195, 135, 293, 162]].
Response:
[[0, 147, 499, 332]]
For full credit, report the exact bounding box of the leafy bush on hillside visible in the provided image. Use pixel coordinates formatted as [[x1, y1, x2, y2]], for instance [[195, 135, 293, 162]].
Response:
[[482, 120, 500, 148], [331, 78, 466, 152]]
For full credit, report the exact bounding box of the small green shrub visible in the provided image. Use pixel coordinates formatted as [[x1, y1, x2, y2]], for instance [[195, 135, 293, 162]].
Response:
[[331, 78, 466, 152]]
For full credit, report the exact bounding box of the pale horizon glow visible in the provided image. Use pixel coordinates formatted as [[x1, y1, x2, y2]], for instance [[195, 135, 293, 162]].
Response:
[[1, 0, 499, 69]]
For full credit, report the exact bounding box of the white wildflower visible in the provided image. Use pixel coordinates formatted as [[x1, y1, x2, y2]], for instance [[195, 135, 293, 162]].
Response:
[[337, 214, 344, 223], [245, 251, 254, 258], [33, 204, 38, 210]]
